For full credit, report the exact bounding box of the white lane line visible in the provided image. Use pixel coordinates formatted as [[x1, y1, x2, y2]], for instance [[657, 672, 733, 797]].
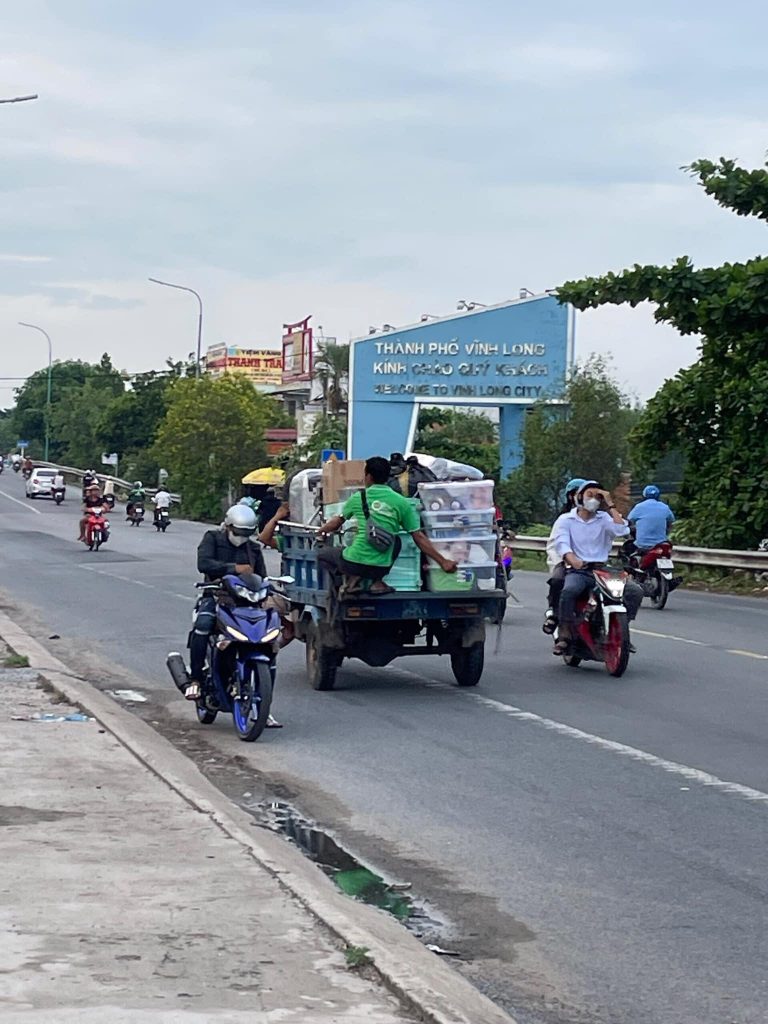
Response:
[[635, 627, 768, 661], [388, 665, 768, 806], [77, 564, 191, 601], [0, 488, 41, 514], [633, 628, 709, 647], [471, 694, 768, 805]]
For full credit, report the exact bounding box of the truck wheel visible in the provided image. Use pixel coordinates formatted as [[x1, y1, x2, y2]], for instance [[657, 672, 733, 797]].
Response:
[[306, 627, 340, 691], [451, 641, 484, 687]]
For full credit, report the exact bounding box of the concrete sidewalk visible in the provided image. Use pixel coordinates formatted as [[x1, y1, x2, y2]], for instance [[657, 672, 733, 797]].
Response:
[[0, 662, 412, 1023]]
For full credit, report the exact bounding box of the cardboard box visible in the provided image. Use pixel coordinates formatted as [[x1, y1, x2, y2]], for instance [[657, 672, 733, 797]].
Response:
[[322, 459, 366, 504]]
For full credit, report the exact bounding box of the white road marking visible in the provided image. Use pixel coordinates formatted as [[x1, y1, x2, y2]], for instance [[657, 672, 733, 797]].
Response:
[[633, 628, 708, 646], [634, 627, 768, 661], [727, 649, 768, 661], [388, 666, 768, 806], [0, 488, 41, 514], [471, 694, 768, 805], [77, 564, 192, 601]]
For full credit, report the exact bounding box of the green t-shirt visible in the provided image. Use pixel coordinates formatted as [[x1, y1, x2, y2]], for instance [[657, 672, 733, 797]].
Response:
[[342, 485, 421, 566]]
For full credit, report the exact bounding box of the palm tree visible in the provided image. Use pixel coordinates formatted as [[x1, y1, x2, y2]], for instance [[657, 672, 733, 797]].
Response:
[[313, 341, 349, 415]]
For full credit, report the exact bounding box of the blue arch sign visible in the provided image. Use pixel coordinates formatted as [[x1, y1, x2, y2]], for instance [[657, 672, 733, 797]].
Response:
[[348, 294, 573, 476]]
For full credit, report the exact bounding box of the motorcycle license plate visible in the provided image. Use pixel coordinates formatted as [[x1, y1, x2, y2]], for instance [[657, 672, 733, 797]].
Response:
[[656, 558, 674, 569]]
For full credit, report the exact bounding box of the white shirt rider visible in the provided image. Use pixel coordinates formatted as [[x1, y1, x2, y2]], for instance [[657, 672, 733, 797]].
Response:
[[154, 489, 171, 510]]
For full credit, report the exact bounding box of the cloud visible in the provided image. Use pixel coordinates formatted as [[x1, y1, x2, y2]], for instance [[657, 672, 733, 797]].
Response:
[[0, 0, 766, 405], [0, 253, 51, 263]]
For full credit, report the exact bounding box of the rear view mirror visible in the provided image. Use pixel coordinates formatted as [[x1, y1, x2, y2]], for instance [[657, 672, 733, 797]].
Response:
[[268, 575, 295, 585]]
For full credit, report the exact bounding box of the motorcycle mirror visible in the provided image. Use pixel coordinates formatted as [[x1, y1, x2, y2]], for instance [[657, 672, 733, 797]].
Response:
[[267, 575, 295, 585]]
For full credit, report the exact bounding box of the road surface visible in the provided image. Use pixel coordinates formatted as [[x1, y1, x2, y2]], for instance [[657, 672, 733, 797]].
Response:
[[1, 474, 766, 1024]]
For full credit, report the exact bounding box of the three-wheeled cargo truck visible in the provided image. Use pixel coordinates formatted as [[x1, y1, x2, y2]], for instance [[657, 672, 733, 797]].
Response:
[[280, 523, 507, 690]]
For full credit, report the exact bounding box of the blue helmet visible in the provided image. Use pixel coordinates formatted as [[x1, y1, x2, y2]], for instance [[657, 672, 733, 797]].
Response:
[[643, 485, 660, 500], [565, 477, 587, 496]]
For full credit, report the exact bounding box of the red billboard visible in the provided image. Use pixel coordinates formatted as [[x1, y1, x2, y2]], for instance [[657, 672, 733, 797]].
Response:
[[281, 316, 313, 383]]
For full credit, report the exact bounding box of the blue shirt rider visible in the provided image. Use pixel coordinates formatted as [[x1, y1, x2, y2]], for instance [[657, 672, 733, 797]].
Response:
[[628, 485, 675, 548]]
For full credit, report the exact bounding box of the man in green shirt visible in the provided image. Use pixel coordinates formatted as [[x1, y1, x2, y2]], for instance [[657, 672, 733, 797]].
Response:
[[318, 456, 457, 595]]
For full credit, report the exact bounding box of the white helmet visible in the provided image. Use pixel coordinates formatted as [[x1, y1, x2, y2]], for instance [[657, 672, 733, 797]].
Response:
[[224, 504, 258, 537]]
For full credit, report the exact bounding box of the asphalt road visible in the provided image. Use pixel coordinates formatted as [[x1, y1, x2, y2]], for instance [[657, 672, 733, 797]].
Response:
[[2, 473, 767, 1024]]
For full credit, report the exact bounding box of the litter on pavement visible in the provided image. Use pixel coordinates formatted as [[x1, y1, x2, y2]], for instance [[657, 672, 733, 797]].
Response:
[[12, 711, 93, 723]]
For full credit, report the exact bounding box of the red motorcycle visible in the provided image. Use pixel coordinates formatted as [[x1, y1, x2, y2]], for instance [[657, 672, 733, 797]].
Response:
[[556, 565, 632, 677], [84, 506, 110, 551], [621, 540, 678, 610]]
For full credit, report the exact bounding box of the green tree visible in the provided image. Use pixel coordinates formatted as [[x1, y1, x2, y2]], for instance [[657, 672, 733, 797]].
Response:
[[313, 341, 349, 414], [152, 375, 283, 519], [414, 407, 500, 478], [558, 155, 768, 548], [12, 356, 122, 460], [496, 356, 639, 528]]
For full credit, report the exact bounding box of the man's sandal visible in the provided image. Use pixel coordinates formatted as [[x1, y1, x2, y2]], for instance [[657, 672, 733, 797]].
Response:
[[184, 682, 202, 701]]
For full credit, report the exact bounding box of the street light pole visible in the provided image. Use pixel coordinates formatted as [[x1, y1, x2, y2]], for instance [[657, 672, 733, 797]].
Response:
[[18, 322, 52, 461], [0, 94, 38, 104], [148, 277, 203, 378]]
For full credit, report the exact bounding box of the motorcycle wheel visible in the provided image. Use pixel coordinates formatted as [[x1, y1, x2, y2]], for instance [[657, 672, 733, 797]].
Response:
[[564, 654, 582, 668], [88, 539, 95, 551], [232, 663, 273, 742], [196, 702, 218, 725], [649, 573, 669, 610], [603, 612, 630, 677], [161, 522, 169, 532]]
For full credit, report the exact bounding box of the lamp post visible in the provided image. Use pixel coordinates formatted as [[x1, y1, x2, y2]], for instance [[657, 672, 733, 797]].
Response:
[[148, 277, 203, 378], [18, 322, 52, 461]]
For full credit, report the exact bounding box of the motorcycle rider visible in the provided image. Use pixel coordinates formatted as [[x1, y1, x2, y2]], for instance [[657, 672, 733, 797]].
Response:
[[187, 504, 268, 699], [53, 469, 66, 498], [627, 485, 675, 551], [542, 477, 586, 634], [551, 481, 644, 656], [153, 483, 171, 524], [82, 468, 98, 492], [317, 456, 457, 596], [126, 480, 146, 519], [78, 483, 104, 542], [22, 455, 33, 477]]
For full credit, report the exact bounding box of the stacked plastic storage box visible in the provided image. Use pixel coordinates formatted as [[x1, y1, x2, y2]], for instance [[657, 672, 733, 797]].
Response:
[[323, 496, 422, 592], [417, 480, 498, 591]]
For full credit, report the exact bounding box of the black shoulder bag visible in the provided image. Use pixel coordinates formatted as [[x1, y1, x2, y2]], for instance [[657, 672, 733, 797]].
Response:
[[359, 489, 397, 553]]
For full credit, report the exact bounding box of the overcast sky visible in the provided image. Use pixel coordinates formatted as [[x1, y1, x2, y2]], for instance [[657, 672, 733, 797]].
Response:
[[1, 0, 766, 405]]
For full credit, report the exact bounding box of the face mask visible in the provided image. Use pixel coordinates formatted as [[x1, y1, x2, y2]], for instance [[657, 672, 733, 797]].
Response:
[[583, 497, 601, 513], [228, 531, 250, 548]]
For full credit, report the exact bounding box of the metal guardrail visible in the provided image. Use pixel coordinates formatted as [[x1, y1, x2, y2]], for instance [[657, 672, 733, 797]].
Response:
[[34, 462, 181, 504], [512, 535, 768, 573]]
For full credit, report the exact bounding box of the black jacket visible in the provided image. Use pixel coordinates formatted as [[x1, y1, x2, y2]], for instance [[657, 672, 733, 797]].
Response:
[[197, 528, 267, 581]]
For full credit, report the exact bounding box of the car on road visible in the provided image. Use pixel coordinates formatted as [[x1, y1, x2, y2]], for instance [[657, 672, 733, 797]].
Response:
[[25, 468, 57, 499]]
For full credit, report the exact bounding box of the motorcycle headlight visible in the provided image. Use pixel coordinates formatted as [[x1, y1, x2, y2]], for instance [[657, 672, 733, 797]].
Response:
[[602, 578, 625, 599], [226, 625, 249, 642], [261, 627, 281, 643]]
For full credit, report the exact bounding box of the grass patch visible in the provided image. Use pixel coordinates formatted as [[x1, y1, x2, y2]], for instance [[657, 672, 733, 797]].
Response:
[[512, 551, 547, 573], [344, 945, 372, 969], [3, 653, 30, 668]]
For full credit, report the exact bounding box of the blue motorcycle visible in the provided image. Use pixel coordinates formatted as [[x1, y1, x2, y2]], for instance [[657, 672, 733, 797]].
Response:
[[167, 572, 292, 742]]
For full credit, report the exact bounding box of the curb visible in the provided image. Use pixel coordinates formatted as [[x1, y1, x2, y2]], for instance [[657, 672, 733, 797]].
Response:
[[0, 609, 516, 1024]]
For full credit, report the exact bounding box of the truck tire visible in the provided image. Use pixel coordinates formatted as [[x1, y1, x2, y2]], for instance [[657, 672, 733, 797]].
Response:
[[306, 626, 340, 691], [451, 641, 484, 687]]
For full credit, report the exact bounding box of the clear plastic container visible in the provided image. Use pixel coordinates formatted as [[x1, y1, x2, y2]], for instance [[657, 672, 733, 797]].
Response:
[[425, 532, 497, 565], [289, 468, 323, 524], [425, 562, 498, 592], [417, 479, 495, 513], [420, 507, 496, 534]]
